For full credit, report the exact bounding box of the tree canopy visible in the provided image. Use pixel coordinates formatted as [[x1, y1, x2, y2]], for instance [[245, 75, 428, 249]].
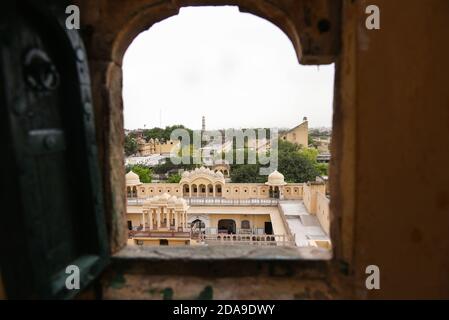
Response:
[[126, 165, 152, 183], [228, 139, 324, 183], [124, 135, 138, 156]]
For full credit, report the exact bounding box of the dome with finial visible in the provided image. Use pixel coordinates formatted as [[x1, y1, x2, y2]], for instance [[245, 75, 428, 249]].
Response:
[[142, 194, 189, 211], [265, 170, 287, 186], [179, 166, 225, 185], [126, 170, 141, 186]]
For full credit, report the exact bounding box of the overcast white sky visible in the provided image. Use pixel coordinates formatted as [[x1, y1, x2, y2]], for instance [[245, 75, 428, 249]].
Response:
[[122, 6, 334, 131]]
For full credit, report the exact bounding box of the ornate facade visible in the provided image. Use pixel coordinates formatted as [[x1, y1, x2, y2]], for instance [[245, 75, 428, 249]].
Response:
[[126, 167, 330, 248]]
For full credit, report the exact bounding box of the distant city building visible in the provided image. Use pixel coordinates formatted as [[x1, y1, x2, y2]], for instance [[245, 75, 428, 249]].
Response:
[[280, 116, 309, 148], [135, 136, 180, 156], [316, 153, 331, 163], [125, 154, 168, 167], [314, 137, 331, 154]]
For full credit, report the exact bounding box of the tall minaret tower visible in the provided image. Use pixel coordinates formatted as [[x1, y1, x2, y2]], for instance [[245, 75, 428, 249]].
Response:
[[202, 116, 206, 132]]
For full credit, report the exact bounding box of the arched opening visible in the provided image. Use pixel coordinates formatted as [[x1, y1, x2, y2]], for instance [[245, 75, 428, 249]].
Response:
[[183, 184, 190, 197], [268, 186, 280, 199], [191, 184, 198, 197], [207, 184, 214, 197], [191, 218, 206, 237], [198, 184, 207, 197], [121, 6, 334, 253], [218, 219, 236, 234], [215, 183, 223, 197]]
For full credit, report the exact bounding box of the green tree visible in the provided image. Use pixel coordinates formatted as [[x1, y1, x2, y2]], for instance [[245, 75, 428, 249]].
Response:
[[278, 151, 319, 183], [298, 147, 319, 162], [142, 125, 193, 144], [272, 140, 320, 183], [230, 164, 266, 183], [126, 165, 152, 183], [167, 173, 182, 183], [314, 163, 329, 176], [143, 127, 165, 141], [124, 135, 138, 156], [228, 140, 321, 183]]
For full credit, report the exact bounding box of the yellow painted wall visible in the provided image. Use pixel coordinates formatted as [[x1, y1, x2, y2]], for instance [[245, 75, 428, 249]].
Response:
[[126, 213, 143, 229], [137, 183, 183, 198], [208, 214, 271, 230], [134, 238, 190, 246], [137, 140, 180, 156], [316, 192, 330, 235], [137, 183, 303, 200], [282, 185, 304, 200], [303, 183, 326, 214]]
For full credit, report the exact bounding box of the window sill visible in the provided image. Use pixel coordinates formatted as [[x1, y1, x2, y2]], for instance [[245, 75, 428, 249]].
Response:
[[113, 245, 332, 261]]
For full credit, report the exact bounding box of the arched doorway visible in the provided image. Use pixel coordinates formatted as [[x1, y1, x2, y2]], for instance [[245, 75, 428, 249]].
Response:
[[215, 183, 223, 197], [191, 219, 205, 230], [218, 219, 236, 234], [182, 184, 190, 197], [269, 186, 280, 199], [198, 184, 206, 197]]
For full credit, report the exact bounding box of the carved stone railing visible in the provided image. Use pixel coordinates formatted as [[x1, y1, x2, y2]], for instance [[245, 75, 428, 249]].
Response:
[[127, 198, 143, 206], [129, 230, 191, 239], [199, 233, 295, 247], [127, 197, 279, 206], [184, 197, 279, 206]]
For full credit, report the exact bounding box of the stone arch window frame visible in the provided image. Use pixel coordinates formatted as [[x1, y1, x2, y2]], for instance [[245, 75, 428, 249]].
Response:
[[87, 0, 342, 264]]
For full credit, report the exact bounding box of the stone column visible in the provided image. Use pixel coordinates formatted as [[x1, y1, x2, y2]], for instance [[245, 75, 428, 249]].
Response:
[[156, 208, 161, 229], [189, 185, 192, 197], [180, 211, 183, 230], [181, 212, 186, 231], [213, 185, 216, 198], [149, 209, 153, 230], [168, 210, 172, 229], [174, 211, 179, 230], [142, 211, 146, 231]]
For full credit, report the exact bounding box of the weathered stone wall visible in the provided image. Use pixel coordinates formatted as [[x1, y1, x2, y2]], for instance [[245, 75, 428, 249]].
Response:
[[73, 0, 449, 299], [347, 0, 449, 299], [102, 246, 344, 300]]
